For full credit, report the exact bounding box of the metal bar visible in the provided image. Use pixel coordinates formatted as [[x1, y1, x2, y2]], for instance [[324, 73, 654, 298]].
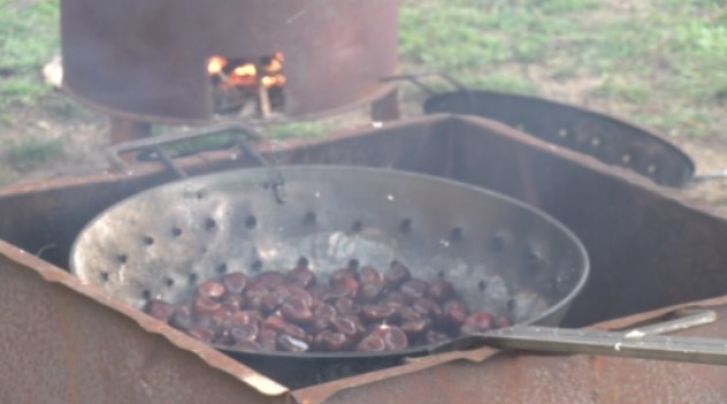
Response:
[[154, 146, 188, 179], [105, 122, 264, 174], [428, 310, 719, 363], [626, 309, 717, 337], [692, 171, 727, 182], [482, 326, 727, 366]]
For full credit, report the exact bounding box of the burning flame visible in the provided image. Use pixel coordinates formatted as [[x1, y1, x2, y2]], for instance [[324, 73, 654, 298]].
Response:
[[207, 54, 286, 88], [208, 52, 286, 117], [264, 52, 285, 75], [233, 63, 257, 77], [261, 74, 287, 88], [207, 55, 227, 75], [228, 63, 257, 87]]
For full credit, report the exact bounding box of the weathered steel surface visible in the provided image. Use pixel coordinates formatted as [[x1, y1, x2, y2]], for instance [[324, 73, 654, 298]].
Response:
[[442, 116, 727, 325], [3, 114, 727, 402], [264, 115, 727, 325], [293, 297, 727, 403], [2, 115, 727, 325], [61, 0, 399, 122], [0, 241, 288, 403]]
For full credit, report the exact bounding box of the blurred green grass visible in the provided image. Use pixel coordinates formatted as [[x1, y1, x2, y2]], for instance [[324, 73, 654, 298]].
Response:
[[0, 0, 59, 107], [2, 137, 63, 171], [0, 0, 725, 140], [400, 0, 727, 137]]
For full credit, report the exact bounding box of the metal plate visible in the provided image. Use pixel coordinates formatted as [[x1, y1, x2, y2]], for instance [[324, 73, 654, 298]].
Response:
[[70, 165, 588, 358]]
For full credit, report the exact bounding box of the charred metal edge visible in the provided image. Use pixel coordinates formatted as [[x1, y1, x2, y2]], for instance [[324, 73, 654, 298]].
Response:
[[0, 239, 290, 398], [293, 294, 727, 403], [3, 113, 727, 401], [424, 90, 695, 187], [62, 72, 400, 126]]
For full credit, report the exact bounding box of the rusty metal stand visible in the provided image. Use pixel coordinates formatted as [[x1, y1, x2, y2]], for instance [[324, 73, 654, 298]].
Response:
[[109, 117, 152, 144], [370, 88, 400, 122]]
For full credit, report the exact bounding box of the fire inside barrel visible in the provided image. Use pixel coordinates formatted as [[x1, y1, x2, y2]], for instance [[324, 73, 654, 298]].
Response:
[[207, 52, 286, 117]]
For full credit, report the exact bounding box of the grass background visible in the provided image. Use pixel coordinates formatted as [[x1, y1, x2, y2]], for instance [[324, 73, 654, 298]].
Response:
[[0, 0, 725, 175], [399, 0, 727, 138]]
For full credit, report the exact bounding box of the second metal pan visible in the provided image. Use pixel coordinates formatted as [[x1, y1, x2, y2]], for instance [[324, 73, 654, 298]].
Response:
[[424, 89, 695, 187]]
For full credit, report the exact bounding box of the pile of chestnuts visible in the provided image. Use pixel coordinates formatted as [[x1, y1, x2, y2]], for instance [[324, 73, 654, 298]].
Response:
[[145, 260, 508, 353]]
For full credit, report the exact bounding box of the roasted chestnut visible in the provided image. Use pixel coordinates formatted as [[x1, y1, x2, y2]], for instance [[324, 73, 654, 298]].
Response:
[[261, 314, 288, 333], [359, 266, 383, 285], [222, 272, 248, 295], [187, 327, 214, 343], [359, 325, 408, 351], [332, 276, 359, 299], [442, 300, 468, 327], [308, 284, 331, 302], [398, 306, 426, 323], [169, 305, 194, 331], [230, 323, 259, 343], [381, 326, 409, 350], [145, 300, 175, 322], [229, 309, 262, 326], [356, 333, 386, 352], [244, 284, 270, 310], [359, 282, 384, 302], [260, 292, 285, 314], [277, 334, 310, 352], [400, 318, 431, 338], [385, 261, 411, 288], [258, 329, 278, 351], [193, 296, 221, 316], [314, 331, 349, 351], [412, 298, 443, 319], [254, 271, 287, 288], [197, 280, 226, 301], [281, 296, 314, 324], [426, 279, 454, 303], [461, 311, 492, 334], [285, 286, 314, 308], [288, 266, 316, 288], [400, 278, 428, 300], [495, 315, 510, 329], [222, 295, 244, 312], [333, 297, 356, 316], [333, 316, 363, 339], [360, 304, 397, 323]]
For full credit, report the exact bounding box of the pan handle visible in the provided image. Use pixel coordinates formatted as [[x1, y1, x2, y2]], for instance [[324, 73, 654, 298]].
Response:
[[380, 72, 468, 96], [691, 171, 727, 182], [105, 121, 270, 178], [105, 121, 287, 203], [430, 309, 727, 365]]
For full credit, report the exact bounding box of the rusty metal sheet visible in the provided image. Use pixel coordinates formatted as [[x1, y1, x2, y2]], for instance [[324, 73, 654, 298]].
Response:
[[3, 114, 727, 325], [440, 115, 727, 325], [0, 240, 289, 403], [61, 0, 399, 122], [293, 297, 727, 403], [4, 115, 727, 402]]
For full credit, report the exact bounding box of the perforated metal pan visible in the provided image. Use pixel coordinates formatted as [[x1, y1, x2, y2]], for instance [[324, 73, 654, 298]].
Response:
[[70, 165, 589, 360]]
